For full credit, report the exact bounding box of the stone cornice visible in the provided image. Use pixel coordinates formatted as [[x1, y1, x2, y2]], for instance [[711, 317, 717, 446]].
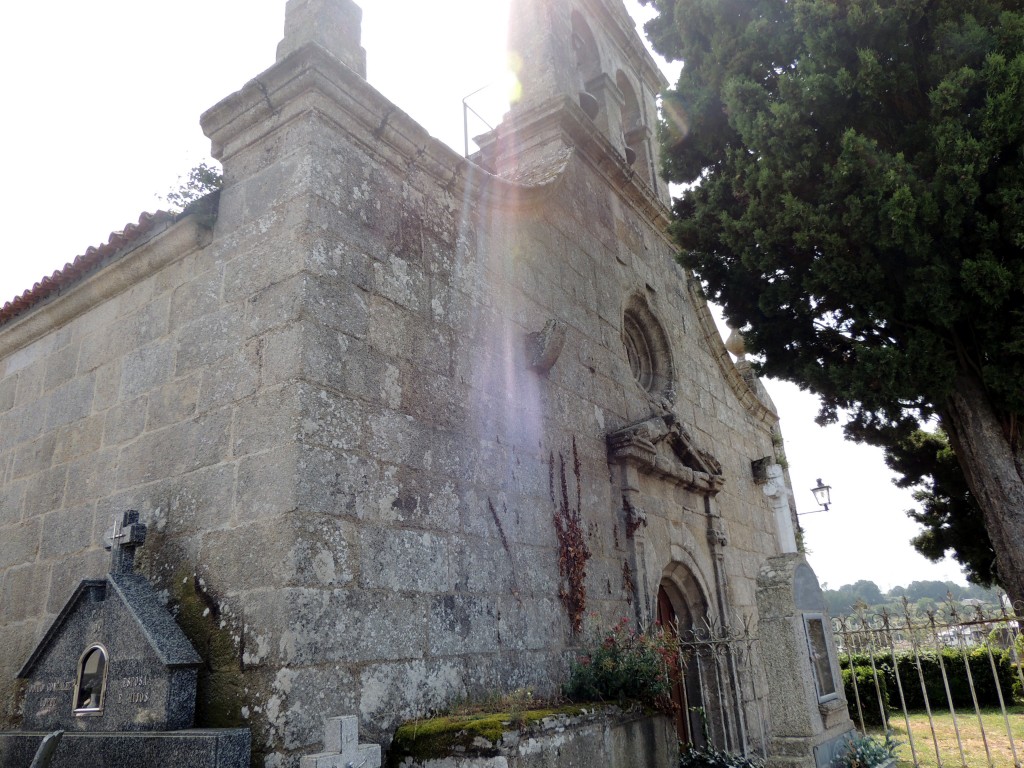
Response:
[[478, 95, 672, 227], [689, 280, 779, 427], [201, 37, 675, 230], [201, 42, 446, 169], [581, 0, 669, 94], [201, 43, 572, 214], [475, 90, 778, 428], [607, 413, 726, 496]]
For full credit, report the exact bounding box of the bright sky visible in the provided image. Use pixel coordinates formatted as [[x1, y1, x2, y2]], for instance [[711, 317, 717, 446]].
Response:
[[0, 0, 970, 593]]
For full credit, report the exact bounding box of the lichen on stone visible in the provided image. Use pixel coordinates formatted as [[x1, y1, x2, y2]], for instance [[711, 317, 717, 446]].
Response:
[[386, 705, 592, 766]]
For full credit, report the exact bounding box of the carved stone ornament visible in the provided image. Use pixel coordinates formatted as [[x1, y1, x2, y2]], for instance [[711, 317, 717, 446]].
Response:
[[707, 525, 729, 547], [525, 319, 567, 373], [623, 496, 647, 537], [607, 409, 725, 496]]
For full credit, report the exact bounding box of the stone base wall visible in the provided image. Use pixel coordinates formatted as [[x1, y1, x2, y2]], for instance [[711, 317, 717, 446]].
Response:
[[0, 728, 250, 768], [392, 710, 677, 768]]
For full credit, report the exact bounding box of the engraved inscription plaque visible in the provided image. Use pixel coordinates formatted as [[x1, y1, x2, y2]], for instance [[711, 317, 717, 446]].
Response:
[[804, 615, 838, 700]]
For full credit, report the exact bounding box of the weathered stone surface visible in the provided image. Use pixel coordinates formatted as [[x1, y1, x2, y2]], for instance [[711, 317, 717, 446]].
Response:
[[0, 562, 51, 624], [298, 715, 380, 768], [391, 709, 676, 768], [0, 518, 40, 568]]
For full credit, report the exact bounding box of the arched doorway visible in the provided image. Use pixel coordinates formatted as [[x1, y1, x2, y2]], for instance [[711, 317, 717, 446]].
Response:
[[657, 576, 707, 745]]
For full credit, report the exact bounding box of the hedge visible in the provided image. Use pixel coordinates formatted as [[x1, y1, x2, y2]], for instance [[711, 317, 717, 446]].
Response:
[[843, 666, 890, 727], [839, 648, 1020, 712]]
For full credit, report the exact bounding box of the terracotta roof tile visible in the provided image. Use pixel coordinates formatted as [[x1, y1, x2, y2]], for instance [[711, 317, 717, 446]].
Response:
[[0, 211, 175, 327]]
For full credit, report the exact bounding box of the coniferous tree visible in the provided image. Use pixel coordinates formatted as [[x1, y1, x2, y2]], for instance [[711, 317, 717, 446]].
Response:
[[643, 0, 1024, 602], [881, 427, 998, 586]]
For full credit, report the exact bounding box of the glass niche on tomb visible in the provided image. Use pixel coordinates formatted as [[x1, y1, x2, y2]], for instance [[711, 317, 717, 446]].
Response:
[[73, 644, 109, 715]]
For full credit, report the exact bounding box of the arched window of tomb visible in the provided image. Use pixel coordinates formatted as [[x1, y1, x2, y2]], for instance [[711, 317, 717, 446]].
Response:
[[73, 644, 109, 715]]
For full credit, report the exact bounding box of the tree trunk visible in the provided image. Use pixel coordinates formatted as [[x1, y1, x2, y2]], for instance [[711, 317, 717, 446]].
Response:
[[942, 372, 1024, 608]]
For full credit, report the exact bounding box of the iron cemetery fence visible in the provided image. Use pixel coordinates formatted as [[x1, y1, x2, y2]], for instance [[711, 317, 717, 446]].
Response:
[[676, 614, 770, 758], [833, 597, 1024, 768]]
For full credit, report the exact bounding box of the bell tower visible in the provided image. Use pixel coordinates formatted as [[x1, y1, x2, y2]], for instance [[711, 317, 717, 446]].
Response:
[[482, 0, 669, 202]]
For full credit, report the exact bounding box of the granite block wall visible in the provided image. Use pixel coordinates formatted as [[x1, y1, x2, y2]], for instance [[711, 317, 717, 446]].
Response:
[[0, 0, 790, 764]]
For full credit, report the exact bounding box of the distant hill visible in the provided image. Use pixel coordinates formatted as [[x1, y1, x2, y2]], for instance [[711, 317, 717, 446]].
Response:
[[822, 579, 1003, 617]]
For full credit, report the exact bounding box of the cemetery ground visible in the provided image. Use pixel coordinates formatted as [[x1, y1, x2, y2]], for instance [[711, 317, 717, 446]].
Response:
[[868, 707, 1024, 768]]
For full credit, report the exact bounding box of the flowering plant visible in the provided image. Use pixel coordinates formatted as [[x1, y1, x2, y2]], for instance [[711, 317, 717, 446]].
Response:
[[563, 617, 678, 710], [831, 732, 899, 768]]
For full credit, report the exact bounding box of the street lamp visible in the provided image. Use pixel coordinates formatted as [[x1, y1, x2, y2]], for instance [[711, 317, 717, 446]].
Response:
[[811, 478, 832, 510], [799, 479, 833, 515]]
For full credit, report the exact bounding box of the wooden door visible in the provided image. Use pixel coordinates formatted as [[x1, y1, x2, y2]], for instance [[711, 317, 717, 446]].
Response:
[[657, 584, 691, 743]]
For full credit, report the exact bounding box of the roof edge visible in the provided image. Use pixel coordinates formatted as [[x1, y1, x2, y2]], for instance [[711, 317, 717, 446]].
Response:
[[1, 211, 174, 326], [17, 573, 201, 678], [18, 579, 107, 678], [108, 573, 202, 668], [0, 213, 209, 364], [690, 280, 779, 426]]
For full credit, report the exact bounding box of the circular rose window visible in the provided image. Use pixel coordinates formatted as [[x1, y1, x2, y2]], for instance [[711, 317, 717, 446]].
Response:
[[622, 296, 673, 394], [623, 314, 654, 390]]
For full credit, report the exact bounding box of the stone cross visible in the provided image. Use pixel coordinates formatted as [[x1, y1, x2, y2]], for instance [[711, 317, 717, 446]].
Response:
[[300, 716, 381, 768], [103, 510, 147, 574]]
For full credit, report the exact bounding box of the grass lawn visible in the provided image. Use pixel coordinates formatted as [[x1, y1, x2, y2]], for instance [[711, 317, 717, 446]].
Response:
[[869, 707, 1024, 768]]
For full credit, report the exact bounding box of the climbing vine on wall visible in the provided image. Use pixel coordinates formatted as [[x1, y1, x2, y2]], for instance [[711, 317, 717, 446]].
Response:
[[549, 437, 591, 634]]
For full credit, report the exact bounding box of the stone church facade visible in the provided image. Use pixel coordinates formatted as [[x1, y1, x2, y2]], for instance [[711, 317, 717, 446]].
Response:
[[0, 0, 841, 765]]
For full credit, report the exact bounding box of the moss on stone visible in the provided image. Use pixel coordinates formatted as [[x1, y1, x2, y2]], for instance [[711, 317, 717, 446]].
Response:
[[3, 679, 27, 729], [169, 572, 246, 729], [387, 705, 594, 767]]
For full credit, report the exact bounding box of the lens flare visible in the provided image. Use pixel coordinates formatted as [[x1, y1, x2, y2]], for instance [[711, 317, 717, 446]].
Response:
[[661, 97, 690, 142], [505, 52, 524, 104]]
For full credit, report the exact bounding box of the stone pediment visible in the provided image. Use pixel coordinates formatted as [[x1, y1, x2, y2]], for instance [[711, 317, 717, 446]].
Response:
[[17, 571, 201, 733], [607, 411, 725, 496], [19, 573, 202, 680]]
